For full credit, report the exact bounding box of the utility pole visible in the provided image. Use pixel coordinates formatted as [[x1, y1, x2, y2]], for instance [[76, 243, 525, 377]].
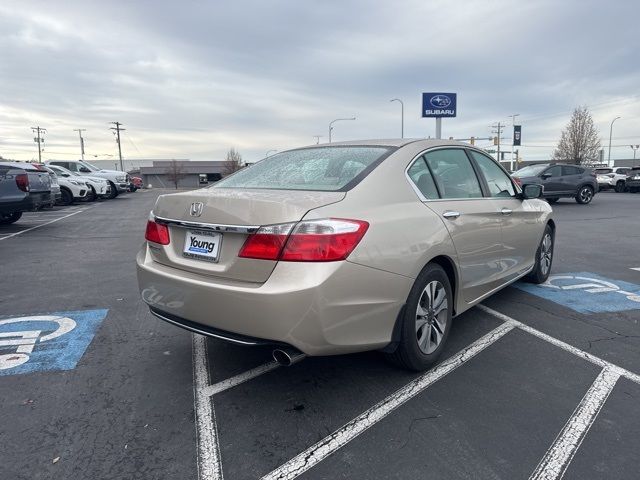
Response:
[[31, 126, 47, 163], [73, 128, 86, 160], [313, 135, 323, 144], [110, 122, 125, 171], [491, 122, 504, 163], [631, 145, 639, 160]]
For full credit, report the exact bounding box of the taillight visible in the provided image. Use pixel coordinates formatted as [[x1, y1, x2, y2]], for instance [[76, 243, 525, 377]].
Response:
[[513, 176, 522, 187], [239, 219, 369, 262], [15, 173, 29, 192], [145, 220, 170, 245]]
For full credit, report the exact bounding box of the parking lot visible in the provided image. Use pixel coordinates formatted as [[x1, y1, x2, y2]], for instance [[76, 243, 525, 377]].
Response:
[[1, 190, 639, 480]]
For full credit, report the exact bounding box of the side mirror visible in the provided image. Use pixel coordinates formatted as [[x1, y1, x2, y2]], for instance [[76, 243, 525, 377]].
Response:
[[79, 167, 91, 173], [541, 173, 552, 179], [521, 183, 543, 199]]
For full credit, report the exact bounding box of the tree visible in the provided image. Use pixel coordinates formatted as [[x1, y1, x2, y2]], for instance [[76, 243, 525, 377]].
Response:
[[222, 148, 243, 176], [165, 160, 186, 189], [553, 106, 601, 165]]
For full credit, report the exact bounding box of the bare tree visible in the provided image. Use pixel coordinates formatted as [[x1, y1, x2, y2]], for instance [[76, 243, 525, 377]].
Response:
[[165, 160, 186, 189], [553, 106, 601, 165], [222, 148, 243, 176]]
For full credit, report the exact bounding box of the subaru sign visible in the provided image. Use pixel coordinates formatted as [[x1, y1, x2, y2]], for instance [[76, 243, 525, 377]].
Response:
[[422, 93, 457, 118]]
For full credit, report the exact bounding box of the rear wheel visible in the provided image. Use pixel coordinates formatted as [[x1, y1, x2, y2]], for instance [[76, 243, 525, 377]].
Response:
[[575, 185, 594, 204], [546, 197, 560, 204], [615, 181, 625, 193], [526, 225, 554, 284], [60, 188, 73, 206], [108, 181, 118, 199], [0, 212, 22, 225], [386, 263, 452, 371]]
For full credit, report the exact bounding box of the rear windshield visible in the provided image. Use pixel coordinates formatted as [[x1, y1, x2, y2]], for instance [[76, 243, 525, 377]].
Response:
[[595, 168, 613, 174], [513, 164, 548, 177], [214, 146, 394, 191]]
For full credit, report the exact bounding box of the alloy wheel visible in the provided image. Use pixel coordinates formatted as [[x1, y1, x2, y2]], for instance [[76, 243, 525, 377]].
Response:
[[540, 233, 553, 275], [579, 187, 593, 203], [415, 281, 448, 354]]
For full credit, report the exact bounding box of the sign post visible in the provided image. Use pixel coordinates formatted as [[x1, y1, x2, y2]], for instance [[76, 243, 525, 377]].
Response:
[[422, 93, 457, 139]]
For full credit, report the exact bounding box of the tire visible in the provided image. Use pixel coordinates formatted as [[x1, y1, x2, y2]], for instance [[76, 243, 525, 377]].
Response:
[[615, 181, 625, 193], [0, 212, 22, 225], [526, 224, 554, 284], [60, 188, 73, 206], [86, 186, 97, 202], [108, 181, 118, 199], [386, 263, 452, 371], [575, 185, 594, 204], [546, 197, 560, 204]]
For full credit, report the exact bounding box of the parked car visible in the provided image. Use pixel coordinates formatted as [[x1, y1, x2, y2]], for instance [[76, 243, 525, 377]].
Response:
[[48, 169, 89, 205], [30, 164, 61, 207], [512, 163, 598, 204], [137, 139, 554, 371], [0, 161, 52, 224], [129, 176, 143, 192], [47, 164, 110, 201], [594, 167, 629, 193], [46, 160, 129, 199], [627, 167, 640, 193]]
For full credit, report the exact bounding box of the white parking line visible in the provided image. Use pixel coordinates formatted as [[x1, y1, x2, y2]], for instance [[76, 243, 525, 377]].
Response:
[[193, 334, 224, 480], [631, 267, 640, 272], [261, 323, 515, 480], [203, 361, 280, 397], [529, 368, 620, 480], [0, 207, 95, 242], [477, 305, 640, 385]]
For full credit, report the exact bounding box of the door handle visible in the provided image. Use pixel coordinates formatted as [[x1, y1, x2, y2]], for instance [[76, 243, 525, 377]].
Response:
[[442, 211, 461, 219], [501, 208, 513, 215]]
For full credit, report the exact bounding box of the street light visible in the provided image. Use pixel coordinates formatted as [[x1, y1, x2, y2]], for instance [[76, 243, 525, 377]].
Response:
[[630, 145, 639, 160], [265, 149, 277, 158], [608, 116, 621, 167], [390, 99, 404, 138], [328, 117, 356, 143]]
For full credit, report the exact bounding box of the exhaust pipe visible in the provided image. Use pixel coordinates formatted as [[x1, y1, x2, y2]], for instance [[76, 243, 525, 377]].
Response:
[[272, 347, 305, 367]]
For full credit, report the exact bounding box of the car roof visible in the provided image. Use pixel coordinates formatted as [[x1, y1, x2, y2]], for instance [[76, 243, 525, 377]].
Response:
[[297, 138, 469, 149], [0, 161, 41, 171]]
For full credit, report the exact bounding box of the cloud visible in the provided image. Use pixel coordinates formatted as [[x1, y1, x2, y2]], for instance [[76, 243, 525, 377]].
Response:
[[1, 0, 638, 163]]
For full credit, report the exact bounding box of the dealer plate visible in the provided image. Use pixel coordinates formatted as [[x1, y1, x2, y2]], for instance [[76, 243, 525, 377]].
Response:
[[183, 230, 222, 262]]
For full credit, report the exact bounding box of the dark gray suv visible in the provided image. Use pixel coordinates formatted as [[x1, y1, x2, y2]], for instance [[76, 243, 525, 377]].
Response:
[[513, 163, 598, 204]]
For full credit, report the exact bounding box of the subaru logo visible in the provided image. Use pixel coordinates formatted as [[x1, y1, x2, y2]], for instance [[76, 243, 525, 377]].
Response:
[[190, 202, 204, 217], [430, 95, 451, 108]]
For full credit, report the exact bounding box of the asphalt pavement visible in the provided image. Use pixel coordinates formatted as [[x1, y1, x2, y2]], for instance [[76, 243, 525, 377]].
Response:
[[1, 190, 639, 480]]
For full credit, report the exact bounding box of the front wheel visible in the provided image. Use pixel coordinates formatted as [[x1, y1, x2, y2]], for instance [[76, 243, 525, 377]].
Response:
[[0, 212, 22, 225], [386, 264, 452, 371], [575, 185, 594, 204], [526, 225, 554, 284], [60, 188, 73, 206], [86, 186, 97, 202], [108, 181, 118, 199], [615, 181, 625, 193]]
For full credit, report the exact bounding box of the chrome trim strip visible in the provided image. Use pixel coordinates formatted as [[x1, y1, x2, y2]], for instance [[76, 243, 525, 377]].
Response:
[[149, 309, 260, 345], [153, 214, 260, 234]]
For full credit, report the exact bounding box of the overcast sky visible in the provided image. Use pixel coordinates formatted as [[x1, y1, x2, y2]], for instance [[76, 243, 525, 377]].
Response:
[[1, 0, 638, 163]]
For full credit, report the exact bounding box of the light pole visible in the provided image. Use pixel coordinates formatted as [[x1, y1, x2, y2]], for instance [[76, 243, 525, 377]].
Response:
[[508, 114, 520, 171], [390, 99, 404, 138], [608, 116, 621, 167], [630, 145, 639, 160], [328, 117, 356, 143], [265, 149, 277, 158]]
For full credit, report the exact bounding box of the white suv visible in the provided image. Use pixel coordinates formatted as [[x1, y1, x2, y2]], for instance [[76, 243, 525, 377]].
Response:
[[595, 167, 629, 193], [47, 164, 111, 201], [47, 160, 129, 198]]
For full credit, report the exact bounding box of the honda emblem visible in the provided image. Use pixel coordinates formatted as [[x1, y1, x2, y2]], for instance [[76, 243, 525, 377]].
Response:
[[190, 202, 204, 217]]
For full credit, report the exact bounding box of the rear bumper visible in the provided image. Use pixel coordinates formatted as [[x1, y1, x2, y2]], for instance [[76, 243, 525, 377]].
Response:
[[0, 192, 52, 214], [136, 246, 412, 356]]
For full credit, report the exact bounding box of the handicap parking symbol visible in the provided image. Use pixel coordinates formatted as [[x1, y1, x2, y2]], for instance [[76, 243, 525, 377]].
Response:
[[0, 309, 108, 376], [514, 272, 640, 314]]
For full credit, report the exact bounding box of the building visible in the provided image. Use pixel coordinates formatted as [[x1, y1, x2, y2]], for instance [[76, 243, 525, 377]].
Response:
[[139, 160, 228, 188]]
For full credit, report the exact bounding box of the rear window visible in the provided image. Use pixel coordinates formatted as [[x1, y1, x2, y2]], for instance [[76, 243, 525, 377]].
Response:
[[214, 146, 393, 191], [514, 164, 548, 177], [595, 168, 613, 174]]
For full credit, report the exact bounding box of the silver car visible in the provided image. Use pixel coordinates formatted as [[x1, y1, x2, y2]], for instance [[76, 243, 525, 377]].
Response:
[[137, 140, 554, 370]]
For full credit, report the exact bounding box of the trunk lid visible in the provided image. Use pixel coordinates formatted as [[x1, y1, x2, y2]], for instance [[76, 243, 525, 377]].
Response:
[[150, 188, 345, 283]]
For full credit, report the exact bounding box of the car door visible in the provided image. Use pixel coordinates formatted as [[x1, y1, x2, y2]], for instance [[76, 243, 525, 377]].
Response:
[[468, 150, 542, 281], [561, 165, 584, 193], [416, 148, 504, 303], [539, 165, 564, 194]]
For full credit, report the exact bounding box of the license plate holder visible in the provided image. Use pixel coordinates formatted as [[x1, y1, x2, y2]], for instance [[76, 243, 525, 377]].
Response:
[[183, 229, 222, 262]]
